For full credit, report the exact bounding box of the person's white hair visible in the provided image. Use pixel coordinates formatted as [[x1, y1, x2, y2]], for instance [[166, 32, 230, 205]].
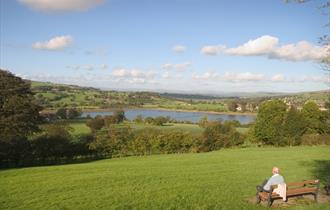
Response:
[[272, 167, 280, 174]]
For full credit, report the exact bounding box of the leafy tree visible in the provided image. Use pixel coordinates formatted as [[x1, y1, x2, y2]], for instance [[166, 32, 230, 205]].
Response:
[[104, 115, 117, 127], [198, 115, 209, 128], [67, 108, 82, 119], [144, 117, 155, 124], [254, 100, 287, 145], [89, 126, 132, 156], [31, 122, 73, 162], [0, 70, 41, 165], [56, 108, 67, 119], [133, 115, 143, 124], [86, 116, 105, 132], [0, 70, 41, 141], [202, 121, 242, 151], [113, 110, 126, 124], [301, 101, 328, 134], [153, 116, 168, 126], [282, 106, 306, 145], [228, 101, 238, 112]]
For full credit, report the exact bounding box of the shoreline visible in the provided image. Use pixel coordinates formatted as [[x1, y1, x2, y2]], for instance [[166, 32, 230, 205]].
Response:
[[72, 107, 257, 116]]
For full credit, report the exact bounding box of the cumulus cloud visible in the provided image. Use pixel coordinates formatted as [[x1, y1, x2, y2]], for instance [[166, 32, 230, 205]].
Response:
[[100, 64, 108, 70], [222, 72, 265, 82], [200, 45, 225, 55], [270, 41, 327, 61], [271, 74, 285, 82], [192, 72, 219, 80], [201, 35, 328, 62], [161, 62, 191, 71], [172, 45, 186, 53], [83, 65, 93, 71], [66, 65, 80, 70], [225, 35, 278, 56], [32, 35, 73, 51], [192, 71, 265, 82], [111, 68, 156, 79], [85, 48, 108, 56], [19, 0, 104, 12]]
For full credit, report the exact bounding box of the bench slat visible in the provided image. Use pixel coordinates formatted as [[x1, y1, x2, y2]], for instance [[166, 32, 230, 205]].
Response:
[[287, 187, 317, 196], [287, 180, 319, 187]]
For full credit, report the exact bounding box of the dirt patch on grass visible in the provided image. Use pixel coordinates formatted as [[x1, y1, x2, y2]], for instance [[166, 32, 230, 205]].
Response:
[[246, 190, 330, 208]]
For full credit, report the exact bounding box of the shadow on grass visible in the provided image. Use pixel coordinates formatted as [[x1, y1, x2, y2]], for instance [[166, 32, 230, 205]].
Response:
[[300, 160, 330, 185], [0, 156, 109, 170]]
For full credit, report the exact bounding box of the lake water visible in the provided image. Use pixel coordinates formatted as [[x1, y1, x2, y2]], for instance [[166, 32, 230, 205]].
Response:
[[82, 109, 256, 124]]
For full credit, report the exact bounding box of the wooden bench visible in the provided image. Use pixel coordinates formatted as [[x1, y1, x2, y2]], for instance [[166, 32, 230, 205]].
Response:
[[256, 180, 320, 207]]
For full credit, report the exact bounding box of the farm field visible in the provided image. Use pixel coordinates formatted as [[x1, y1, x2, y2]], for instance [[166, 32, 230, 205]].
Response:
[[67, 120, 250, 137], [1, 146, 329, 210]]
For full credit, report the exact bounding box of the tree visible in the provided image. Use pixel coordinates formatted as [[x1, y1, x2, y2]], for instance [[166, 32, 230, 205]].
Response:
[[301, 101, 328, 134], [86, 116, 105, 132], [198, 115, 209, 128], [31, 122, 73, 162], [67, 108, 82, 119], [133, 115, 143, 124], [228, 101, 238, 112], [56, 108, 67, 119], [201, 121, 242, 151], [0, 70, 42, 141], [113, 110, 126, 124], [254, 100, 287, 145], [0, 70, 41, 165], [153, 116, 168, 126], [282, 106, 306, 145]]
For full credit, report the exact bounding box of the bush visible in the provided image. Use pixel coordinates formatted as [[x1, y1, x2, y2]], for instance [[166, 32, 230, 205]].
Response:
[[86, 116, 105, 132], [201, 121, 243, 151], [301, 134, 330, 145]]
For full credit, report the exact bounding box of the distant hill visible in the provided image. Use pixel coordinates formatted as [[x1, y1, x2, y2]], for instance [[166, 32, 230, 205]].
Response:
[[29, 80, 329, 112]]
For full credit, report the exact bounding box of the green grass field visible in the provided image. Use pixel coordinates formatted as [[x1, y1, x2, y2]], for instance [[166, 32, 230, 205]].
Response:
[[68, 120, 247, 136], [1, 146, 329, 209]]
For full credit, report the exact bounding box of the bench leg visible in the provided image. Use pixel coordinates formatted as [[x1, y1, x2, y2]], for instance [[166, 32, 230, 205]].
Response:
[[267, 198, 273, 207], [313, 193, 318, 202], [256, 192, 261, 204]]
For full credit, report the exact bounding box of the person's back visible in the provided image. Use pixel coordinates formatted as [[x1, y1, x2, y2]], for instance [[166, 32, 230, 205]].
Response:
[[263, 167, 285, 191]]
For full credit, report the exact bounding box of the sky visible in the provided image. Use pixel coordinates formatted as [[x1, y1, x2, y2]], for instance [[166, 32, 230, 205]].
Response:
[[0, 0, 329, 94]]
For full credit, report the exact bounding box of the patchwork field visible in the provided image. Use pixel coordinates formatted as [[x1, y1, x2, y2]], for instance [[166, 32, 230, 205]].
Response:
[[1, 146, 329, 209]]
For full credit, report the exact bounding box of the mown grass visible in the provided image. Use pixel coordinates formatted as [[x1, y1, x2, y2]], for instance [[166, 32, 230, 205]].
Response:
[[1, 146, 329, 210]]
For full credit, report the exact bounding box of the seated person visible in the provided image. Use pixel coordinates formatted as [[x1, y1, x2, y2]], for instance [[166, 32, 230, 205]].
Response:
[[257, 167, 285, 192]]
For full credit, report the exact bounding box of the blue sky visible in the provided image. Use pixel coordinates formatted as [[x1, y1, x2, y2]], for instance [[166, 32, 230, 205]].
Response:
[[0, 0, 329, 93]]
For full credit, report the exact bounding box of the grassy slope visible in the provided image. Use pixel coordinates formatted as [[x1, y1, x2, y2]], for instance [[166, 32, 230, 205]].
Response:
[[1, 146, 329, 210]]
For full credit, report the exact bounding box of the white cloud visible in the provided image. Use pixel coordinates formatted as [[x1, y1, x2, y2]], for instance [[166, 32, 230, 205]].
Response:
[[83, 65, 93, 71], [128, 78, 146, 84], [270, 41, 328, 61], [161, 62, 191, 71], [200, 45, 225, 55], [222, 72, 265, 82], [202, 35, 328, 62], [19, 0, 104, 12], [32, 35, 73, 51], [162, 72, 170, 79], [85, 48, 108, 56], [192, 71, 264, 82], [66, 65, 80, 70], [192, 72, 219, 80], [100, 64, 108, 70], [111, 68, 156, 79], [225, 35, 278, 56], [172, 45, 186, 53], [271, 74, 285, 82]]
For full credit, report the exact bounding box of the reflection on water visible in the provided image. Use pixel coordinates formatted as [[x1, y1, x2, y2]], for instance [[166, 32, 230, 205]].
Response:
[[82, 109, 256, 124]]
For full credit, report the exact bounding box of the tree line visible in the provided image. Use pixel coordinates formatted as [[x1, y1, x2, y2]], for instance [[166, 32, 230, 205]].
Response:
[[1, 70, 329, 168]]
